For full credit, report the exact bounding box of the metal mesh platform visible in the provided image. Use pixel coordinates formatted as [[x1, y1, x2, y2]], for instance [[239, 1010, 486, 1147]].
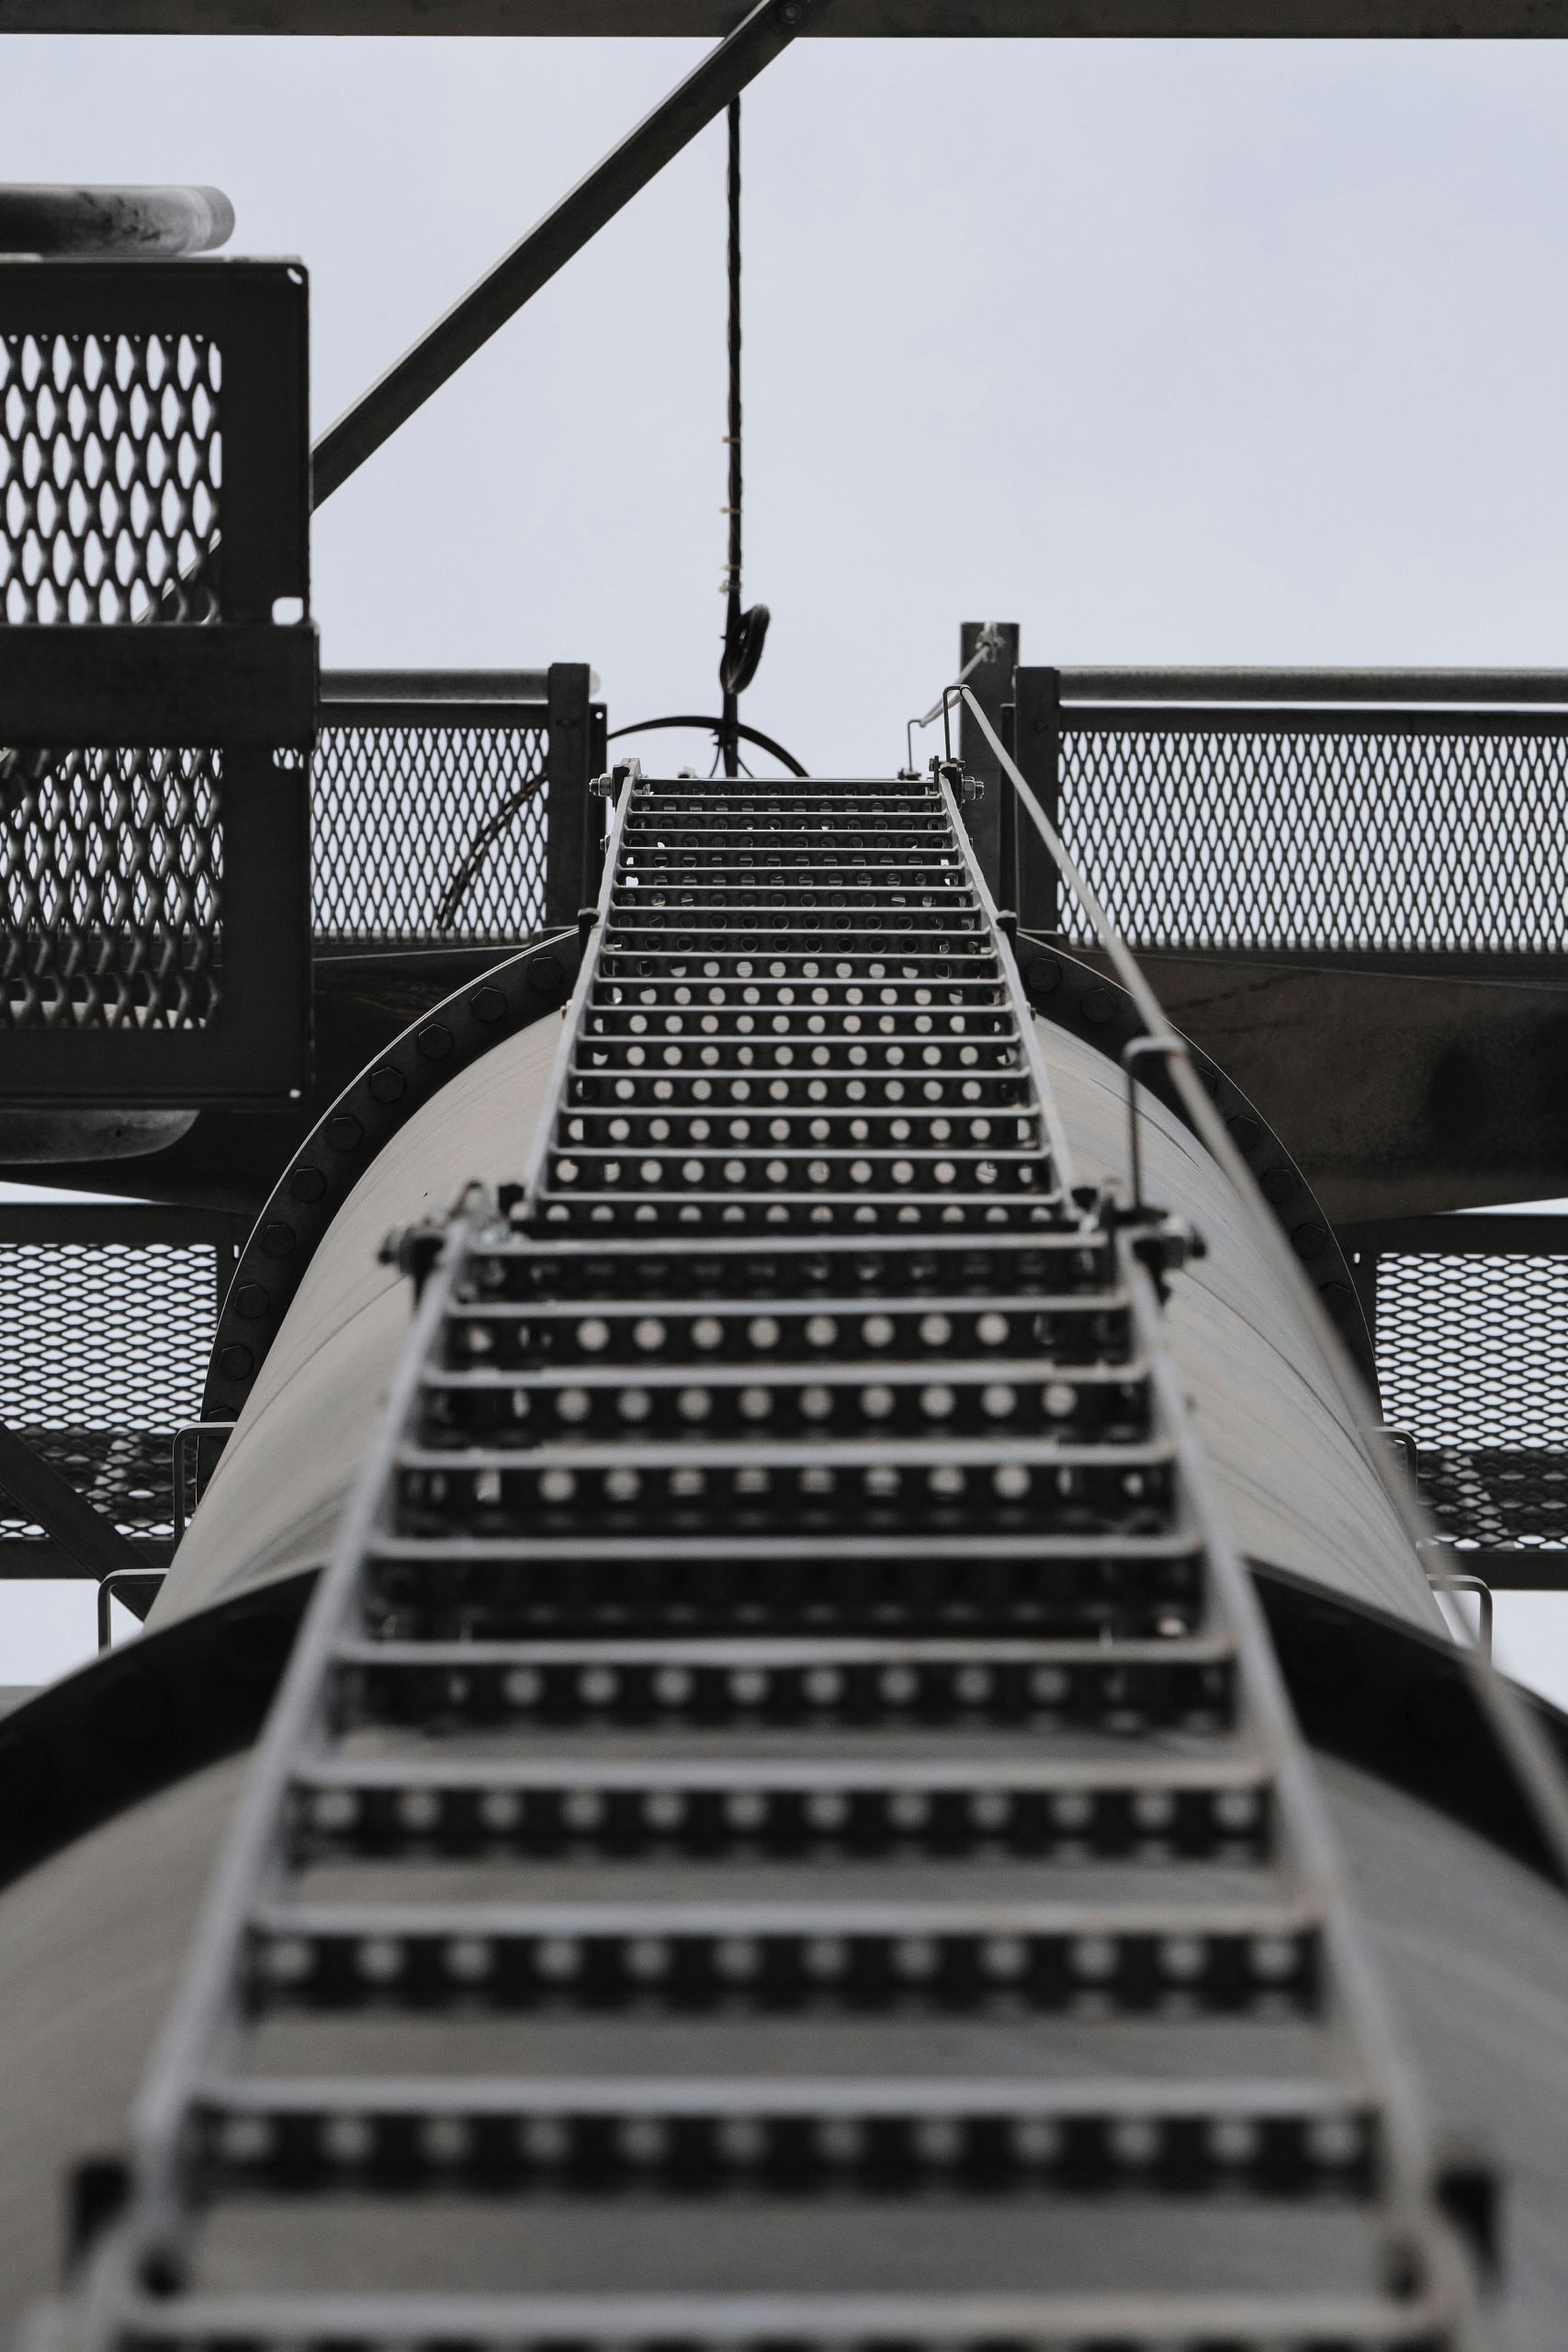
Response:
[[310, 673, 602, 948], [0, 258, 313, 1101], [3, 746, 222, 1031], [1056, 714, 1568, 960], [0, 1206, 242, 1563], [1, 324, 221, 626], [312, 712, 547, 944], [1347, 1215, 1568, 1581]]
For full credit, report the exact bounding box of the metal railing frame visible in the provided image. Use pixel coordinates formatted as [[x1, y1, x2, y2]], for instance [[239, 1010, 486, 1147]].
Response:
[[987, 664, 1568, 968], [1347, 1214, 1568, 1592], [312, 665, 607, 946], [919, 674, 1568, 1890], [0, 1205, 243, 1580]]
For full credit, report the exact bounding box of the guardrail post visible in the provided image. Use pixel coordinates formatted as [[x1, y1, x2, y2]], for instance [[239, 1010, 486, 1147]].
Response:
[[587, 692, 609, 907], [543, 662, 594, 928], [956, 621, 1019, 899], [1348, 1236, 1381, 1364], [1012, 665, 1062, 933]]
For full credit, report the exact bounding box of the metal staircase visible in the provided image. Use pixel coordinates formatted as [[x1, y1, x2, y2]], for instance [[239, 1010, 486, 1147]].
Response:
[[53, 765, 1483, 2351]]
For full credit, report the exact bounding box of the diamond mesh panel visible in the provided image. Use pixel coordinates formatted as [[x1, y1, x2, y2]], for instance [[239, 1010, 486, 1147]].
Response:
[[311, 719, 548, 942], [1058, 725, 1568, 954], [0, 1239, 219, 1542], [1, 746, 221, 1028], [1, 330, 221, 624], [1376, 1250, 1568, 1551]]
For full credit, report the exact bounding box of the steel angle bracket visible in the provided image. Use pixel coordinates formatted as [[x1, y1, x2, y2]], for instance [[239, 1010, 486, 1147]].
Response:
[[0, 257, 316, 1105]]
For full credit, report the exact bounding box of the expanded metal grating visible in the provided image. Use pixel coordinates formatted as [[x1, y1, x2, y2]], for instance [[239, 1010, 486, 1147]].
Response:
[[0, 1216, 234, 1552], [312, 716, 548, 943], [1057, 720, 1568, 956], [0, 262, 310, 1097], [1373, 1245, 1568, 1555], [1, 329, 221, 625], [2, 745, 221, 1029]]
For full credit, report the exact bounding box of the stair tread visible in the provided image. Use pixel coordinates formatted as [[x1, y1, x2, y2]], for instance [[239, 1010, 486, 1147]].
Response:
[[186, 2199, 1401, 2298], [204, 2070, 1364, 2117], [245, 2015, 1336, 2083], [309, 1728, 1262, 1777], [285, 1860, 1295, 1908]]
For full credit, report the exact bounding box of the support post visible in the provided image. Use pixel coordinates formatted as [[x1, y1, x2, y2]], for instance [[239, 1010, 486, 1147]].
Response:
[[544, 662, 595, 929], [956, 620, 1019, 901], [1012, 664, 1062, 934], [587, 695, 609, 906], [1348, 1237, 1381, 1365], [997, 698, 1019, 924]]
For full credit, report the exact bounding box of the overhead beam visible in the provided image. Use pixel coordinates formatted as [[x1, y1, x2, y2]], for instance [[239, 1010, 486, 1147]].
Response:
[[3, 0, 1563, 32], [1070, 947, 1568, 1226], [311, 0, 825, 508]]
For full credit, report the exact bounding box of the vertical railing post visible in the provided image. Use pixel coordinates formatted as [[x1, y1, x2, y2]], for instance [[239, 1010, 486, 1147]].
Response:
[[997, 696, 1019, 927], [1012, 665, 1062, 935], [1350, 1239, 1381, 1374], [956, 620, 1020, 900], [586, 692, 610, 907], [543, 662, 593, 929]]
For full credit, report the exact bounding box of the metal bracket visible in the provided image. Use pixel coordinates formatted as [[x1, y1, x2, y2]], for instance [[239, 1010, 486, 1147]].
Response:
[[1121, 1032, 1189, 1217], [171, 1424, 235, 1547], [1378, 1426, 1422, 1481], [1430, 1572, 1495, 1661], [378, 1220, 448, 1302], [96, 1571, 166, 1653]]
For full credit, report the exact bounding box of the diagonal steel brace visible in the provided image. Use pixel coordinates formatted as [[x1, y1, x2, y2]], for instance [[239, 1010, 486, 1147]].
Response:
[[312, 0, 827, 506]]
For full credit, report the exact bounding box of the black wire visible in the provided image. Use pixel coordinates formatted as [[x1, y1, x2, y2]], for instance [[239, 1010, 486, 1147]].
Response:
[[720, 96, 742, 780], [607, 714, 809, 779], [434, 773, 546, 931]]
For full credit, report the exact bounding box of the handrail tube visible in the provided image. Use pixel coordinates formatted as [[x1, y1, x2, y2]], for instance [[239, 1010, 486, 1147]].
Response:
[[1057, 665, 1568, 707], [322, 670, 549, 703]]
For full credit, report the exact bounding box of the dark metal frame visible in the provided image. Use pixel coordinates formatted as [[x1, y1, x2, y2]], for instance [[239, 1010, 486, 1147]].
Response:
[[1344, 1213, 1568, 1589], [200, 933, 584, 1431], [311, 665, 604, 946], [1004, 665, 1568, 976], [0, 1203, 245, 1577], [1, 260, 316, 1104]]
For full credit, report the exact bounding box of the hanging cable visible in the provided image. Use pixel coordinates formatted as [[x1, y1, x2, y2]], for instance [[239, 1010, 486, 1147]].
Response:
[[719, 95, 769, 778]]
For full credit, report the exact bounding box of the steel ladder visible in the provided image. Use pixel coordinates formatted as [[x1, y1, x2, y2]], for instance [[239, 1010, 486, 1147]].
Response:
[[52, 763, 1484, 2352]]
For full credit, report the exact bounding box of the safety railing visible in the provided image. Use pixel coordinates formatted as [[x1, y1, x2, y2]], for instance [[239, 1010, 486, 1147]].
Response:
[[997, 667, 1568, 974], [918, 671, 1568, 1887], [0, 1204, 244, 1576], [311, 667, 606, 949], [1, 257, 316, 1103], [1345, 1214, 1568, 1589]]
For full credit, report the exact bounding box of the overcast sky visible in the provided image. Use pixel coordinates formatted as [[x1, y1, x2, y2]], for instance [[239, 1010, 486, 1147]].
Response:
[[12, 32, 1568, 768], [6, 30, 1568, 1690]]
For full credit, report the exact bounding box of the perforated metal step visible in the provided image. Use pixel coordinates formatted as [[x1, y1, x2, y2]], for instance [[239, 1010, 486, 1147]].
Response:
[[49, 766, 1483, 2352]]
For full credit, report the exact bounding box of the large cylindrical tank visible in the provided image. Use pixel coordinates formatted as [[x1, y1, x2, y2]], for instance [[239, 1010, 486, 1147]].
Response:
[[0, 1001, 1563, 2343], [154, 1015, 1442, 1641]]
